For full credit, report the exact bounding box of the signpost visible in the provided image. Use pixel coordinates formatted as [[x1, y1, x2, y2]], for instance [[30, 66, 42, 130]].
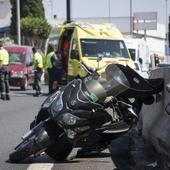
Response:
[[133, 12, 157, 40], [16, 0, 21, 45]]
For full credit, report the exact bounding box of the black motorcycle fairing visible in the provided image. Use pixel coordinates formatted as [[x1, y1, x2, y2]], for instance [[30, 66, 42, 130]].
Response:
[[49, 79, 106, 128], [41, 89, 63, 109], [56, 79, 112, 128], [64, 79, 103, 110], [49, 80, 78, 119], [71, 108, 112, 126]]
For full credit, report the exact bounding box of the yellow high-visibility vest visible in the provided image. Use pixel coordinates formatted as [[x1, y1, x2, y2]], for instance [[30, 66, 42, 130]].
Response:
[[46, 51, 55, 69], [33, 52, 43, 69], [0, 48, 9, 65]]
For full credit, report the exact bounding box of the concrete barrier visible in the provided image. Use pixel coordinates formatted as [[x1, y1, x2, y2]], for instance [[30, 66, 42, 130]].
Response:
[[141, 67, 170, 159]]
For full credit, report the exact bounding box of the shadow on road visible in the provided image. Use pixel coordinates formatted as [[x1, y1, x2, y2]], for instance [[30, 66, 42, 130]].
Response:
[[6, 154, 80, 164], [109, 135, 136, 170], [10, 85, 49, 97]]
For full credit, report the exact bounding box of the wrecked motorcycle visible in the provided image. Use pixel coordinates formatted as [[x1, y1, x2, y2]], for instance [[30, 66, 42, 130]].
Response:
[[9, 64, 163, 162]]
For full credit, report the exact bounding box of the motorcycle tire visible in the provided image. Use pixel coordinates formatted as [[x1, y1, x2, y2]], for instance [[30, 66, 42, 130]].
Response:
[[9, 139, 35, 163], [45, 134, 73, 161], [31, 113, 73, 161]]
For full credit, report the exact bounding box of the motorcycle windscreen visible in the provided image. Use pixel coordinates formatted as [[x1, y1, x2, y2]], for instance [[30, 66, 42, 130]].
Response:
[[84, 64, 130, 101]]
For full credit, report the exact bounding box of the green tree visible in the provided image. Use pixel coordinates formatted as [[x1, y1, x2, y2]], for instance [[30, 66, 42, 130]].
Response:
[[10, 0, 17, 35], [21, 17, 51, 40], [20, 0, 45, 18], [10, 0, 45, 36]]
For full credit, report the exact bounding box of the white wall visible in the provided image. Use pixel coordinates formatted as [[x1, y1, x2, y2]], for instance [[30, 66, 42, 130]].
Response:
[[136, 23, 166, 56], [0, 0, 11, 28], [146, 37, 165, 56]]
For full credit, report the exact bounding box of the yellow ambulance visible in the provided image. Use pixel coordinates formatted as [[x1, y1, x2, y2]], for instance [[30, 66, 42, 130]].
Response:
[[48, 22, 135, 81]]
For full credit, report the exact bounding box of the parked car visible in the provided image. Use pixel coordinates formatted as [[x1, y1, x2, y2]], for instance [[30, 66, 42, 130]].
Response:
[[4, 45, 34, 90]]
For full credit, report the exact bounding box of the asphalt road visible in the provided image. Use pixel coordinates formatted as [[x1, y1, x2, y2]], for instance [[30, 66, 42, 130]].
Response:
[[0, 85, 121, 170], [0, 85, 47, 170]]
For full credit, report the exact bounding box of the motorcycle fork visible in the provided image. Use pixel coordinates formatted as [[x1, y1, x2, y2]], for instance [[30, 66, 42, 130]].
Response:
[[15, 118, 51, 151], [22, 118, 50, 141]]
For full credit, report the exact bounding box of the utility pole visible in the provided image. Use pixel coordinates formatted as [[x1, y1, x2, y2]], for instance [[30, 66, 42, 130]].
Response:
[[66, 0, 71, 23], [130, 0, 133, 35], [108, 0, 111, 22], [49, 0, 53, 19], [165, 0, 169, 53], [165, 0, 168, 37], [16, 0, 21, 45]]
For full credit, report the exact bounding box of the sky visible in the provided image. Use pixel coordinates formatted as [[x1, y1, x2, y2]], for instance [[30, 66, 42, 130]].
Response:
[[43, 0, 170, 27]]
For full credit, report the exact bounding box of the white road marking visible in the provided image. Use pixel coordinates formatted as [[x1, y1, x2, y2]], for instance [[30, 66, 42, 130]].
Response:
[[27, 163, 54, 170]]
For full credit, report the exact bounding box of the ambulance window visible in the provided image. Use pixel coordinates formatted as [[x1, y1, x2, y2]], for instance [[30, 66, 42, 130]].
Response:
[[81, 39, 129, 58], [128, 49, 136, 61]]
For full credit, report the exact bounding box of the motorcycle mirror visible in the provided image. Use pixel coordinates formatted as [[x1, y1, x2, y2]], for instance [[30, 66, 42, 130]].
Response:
[[96, 55, 103, 69], [80, 62, 96, 76], [97, 56, 102, 62]]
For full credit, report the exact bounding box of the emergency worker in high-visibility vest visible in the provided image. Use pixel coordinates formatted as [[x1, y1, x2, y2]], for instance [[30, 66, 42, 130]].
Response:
[[46, 45, 55, 95], [32, 47, 43, 96], [0, 41, 10, 100]]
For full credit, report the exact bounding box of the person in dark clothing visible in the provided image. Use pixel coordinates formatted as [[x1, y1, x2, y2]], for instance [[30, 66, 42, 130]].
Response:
[[0, 67, 5, 100], [46, 45, 66, 95], [46, 45, 56, 95], [51, 52, 65, 93]]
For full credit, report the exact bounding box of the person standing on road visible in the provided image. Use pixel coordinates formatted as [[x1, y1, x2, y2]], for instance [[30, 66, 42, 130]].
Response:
[[51, 51, 66, 93], [0, 41, 10, 100], [32, 47, 43, 97], [46, 45, 56, 95], [46, 45, 65, 95]]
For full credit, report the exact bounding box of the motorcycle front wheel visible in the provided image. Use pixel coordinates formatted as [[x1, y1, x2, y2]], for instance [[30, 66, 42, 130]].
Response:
[[9, 139, 37, 163], [31, 115, 73, 161]]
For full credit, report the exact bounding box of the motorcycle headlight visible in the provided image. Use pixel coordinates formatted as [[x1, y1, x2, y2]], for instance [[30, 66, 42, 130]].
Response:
[[10, 71, 24, 78], [66, 129, 77, 139], [61, 113, 80, 125]]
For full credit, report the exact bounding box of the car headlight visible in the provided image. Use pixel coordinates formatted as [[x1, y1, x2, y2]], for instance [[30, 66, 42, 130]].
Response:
[[10, 71, 24, 78], [61, 113, 80, 125]]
